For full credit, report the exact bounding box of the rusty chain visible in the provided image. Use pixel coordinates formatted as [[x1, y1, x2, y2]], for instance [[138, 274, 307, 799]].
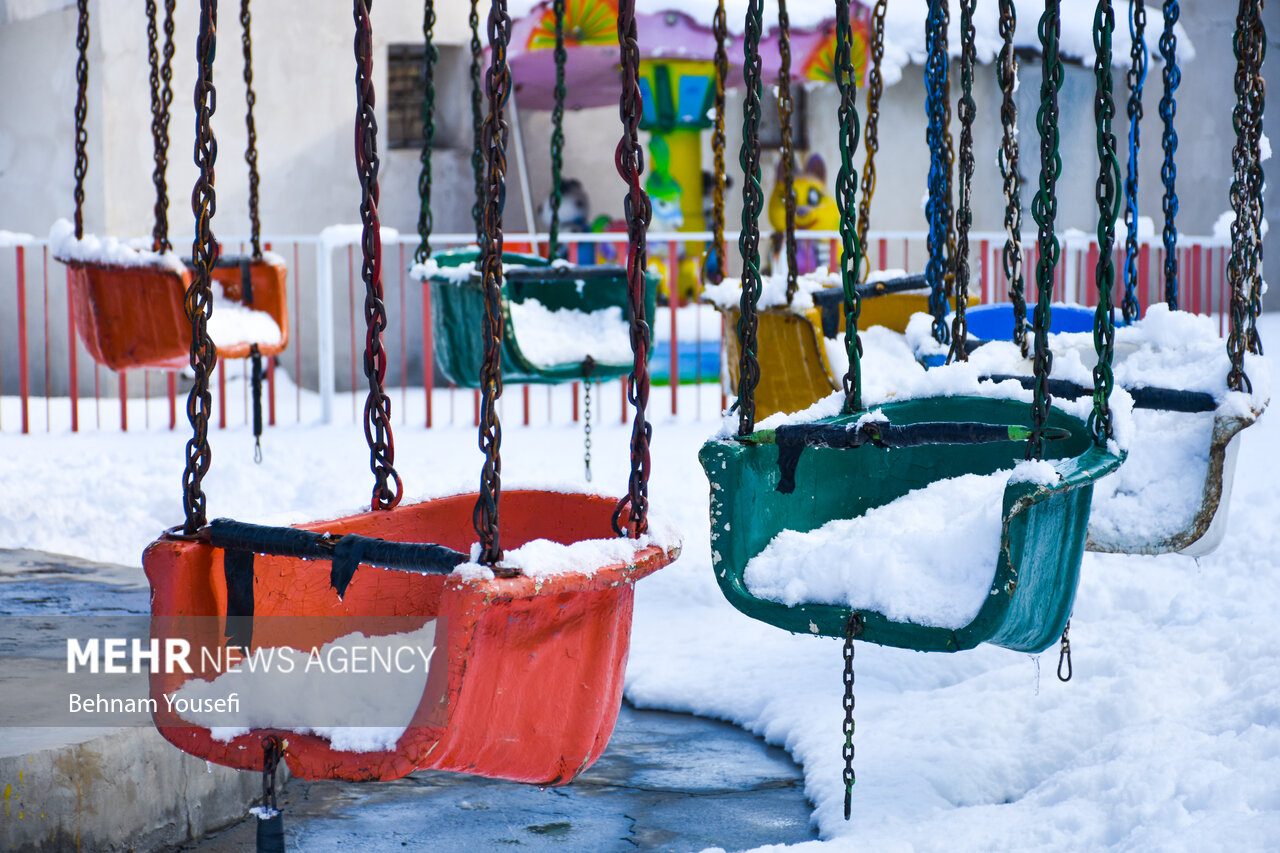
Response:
[[475, 0, 512, 562], [181, 0, 219, 536], [778, 0, 798, 304], [612, 0, 653, 537], [73, 0, 89, 239], [1092, 0, 1120, 448], [548, 0, 567, 259], [355, 0, 402, 512], [706, 0, 728, 286], [241, 0, 262, 259], [1122, 0, 1146, 323], [469, 0, 485, 243], [146, 0, 175, 253], [736, 0, 765, 437], [856, 0, 886, 281], [947, 0, 976, 363], [415, 0, 438, 264]]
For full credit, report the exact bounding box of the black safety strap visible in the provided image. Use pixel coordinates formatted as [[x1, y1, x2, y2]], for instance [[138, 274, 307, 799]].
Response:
[[979, 373, 1216, 413], [223, 548, 255, 649]]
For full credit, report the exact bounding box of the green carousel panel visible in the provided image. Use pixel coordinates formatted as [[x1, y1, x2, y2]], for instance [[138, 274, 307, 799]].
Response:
[[699, 396, 1123, 654], [427, 250, 657, 387]]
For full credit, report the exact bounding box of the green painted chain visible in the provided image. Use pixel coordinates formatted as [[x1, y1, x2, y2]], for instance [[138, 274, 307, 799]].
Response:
[[778, 0, 798, 304], [735, 0, 765, 437], [548, 0, 567, 259], [947, 0, 976, 364], [1091, 0, 1120, 448], [240, 0, 262, 260], [855, 0, 886, 283], [997, 0, 1027, 357], [706, 0, 728, 285], [1226, 0, 1266, 391], [414, 0, 438, 264], [835, 0, 863, 414], [1028, 0, 1064, 462], [469, 0, 485, 244]]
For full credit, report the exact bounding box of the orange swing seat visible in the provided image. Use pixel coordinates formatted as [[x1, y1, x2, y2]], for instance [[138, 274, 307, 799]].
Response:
[[143, 490, 678, 783]]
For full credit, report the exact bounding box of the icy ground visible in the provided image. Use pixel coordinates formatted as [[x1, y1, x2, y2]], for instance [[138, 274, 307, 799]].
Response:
[[0, 319, 1277, 851]]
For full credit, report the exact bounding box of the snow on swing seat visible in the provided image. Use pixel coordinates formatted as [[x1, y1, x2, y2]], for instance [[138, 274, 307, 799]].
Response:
[[414, 250, 656, 386], [143, 490, 680, 783], [51, 219, 290, 370]]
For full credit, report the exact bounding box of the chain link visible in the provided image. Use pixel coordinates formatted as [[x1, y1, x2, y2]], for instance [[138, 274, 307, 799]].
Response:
[[261, 735, 282, 812], [1159, 0, 1180, 309], [146, 0, 175, 253], [548, 0, 567, 260], [1057, 619, 1073, 681], [583, 376, 593, 482], [612, 0, 654, 537], [73, 0, 89, 239], [706, 0, 728, 286], [778, 0, 799, 304], [1227, 0, 1266, 391], [735, 0, 765, 437], [1091, 0, 1120, 447], [1122, 0, 1146, 323], [469, 0, 485, 244], [835, 0, 863, 413], [1028, 0, 1064, 462], [415, 0, 438, 264], [925, 0, 950, 346], [241, 0, 262, 259], [947, 0, 976, 363], [855, 0, 886, 282], [182, 0, 219, 535], [842, 614, 860, 820], [997, 0, 1027, 357], [356, 0, 403, 512], [940, 0, 956, 291], [475, 0, 512, 562]]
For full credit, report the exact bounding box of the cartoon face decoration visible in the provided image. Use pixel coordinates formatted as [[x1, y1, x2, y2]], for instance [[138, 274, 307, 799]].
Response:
[[645, 135, 685, 231], [768, 153, 839, 233]]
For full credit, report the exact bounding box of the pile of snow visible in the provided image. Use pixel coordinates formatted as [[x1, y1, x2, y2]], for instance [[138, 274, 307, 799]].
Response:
[[0, 230, 34, 248], [507, 300, 634, 368], [209, 285, 284, 349], [48, 219, 185, 274], [317, 223, 399, 254], [456, 528, 677, 581], [744, 469, 1020, 630], [702, 271, 837, 312], [174, 622, 438, 753]]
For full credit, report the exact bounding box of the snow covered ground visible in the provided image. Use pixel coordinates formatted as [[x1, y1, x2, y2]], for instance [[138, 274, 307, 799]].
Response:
[[0, 318, 1276, 851]]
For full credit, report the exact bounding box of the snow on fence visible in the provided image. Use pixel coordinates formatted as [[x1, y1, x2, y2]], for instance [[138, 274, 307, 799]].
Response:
[[0, 229, 1234, 435]]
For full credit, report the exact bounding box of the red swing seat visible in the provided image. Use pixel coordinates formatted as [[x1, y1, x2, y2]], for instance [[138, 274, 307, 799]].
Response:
[[143, 490, 678, 783]]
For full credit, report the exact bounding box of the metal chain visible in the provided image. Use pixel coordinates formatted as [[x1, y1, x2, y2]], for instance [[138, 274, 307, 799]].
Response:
[[835, 0, 863, 413], [706, 0, 728, 286], [73, 0, 89, 239], [146, 0, 175, 253], [583, 377, 593, 482], [947, 0, 976, 363], [1028, 0, 1064, 462], [355, 0, 402, 512], [778, 0, 799, 304], [260, 735, 282, 812], [1159, 0, 1179, 309], [940, 0, 957, 290], [855, 0, 886, 282], [997, 0, 1027, 357], [1091, 0, 1120, 447], [182, 0, 219, 535], [415, 0, 438, 264], [924, 0, 951, 345], [612, 0, 654, 537], [1227, 0, 1266, 390], [548, 0, 567, 259], [475, 0, 512, 562], [1057, 619, 1073, 681], [842, 614, 860, 820], [241, 0, 262, 259], [469, 0, 485, 244], [1122, 0, 1146, 323], [735, 0, 765, 437]]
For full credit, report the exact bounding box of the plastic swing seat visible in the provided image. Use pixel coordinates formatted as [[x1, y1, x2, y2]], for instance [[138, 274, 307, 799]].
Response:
[[143, 491, 679, 783], [917, 302, 1099, 367], [65, 254, 290, 371], [425, 250, 657, 387], [699, 396, 1122, 652]]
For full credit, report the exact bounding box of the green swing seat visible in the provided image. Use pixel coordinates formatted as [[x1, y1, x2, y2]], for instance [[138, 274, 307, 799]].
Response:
[[699, 396, 1123, 653], [426, 250, 657, 387]]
